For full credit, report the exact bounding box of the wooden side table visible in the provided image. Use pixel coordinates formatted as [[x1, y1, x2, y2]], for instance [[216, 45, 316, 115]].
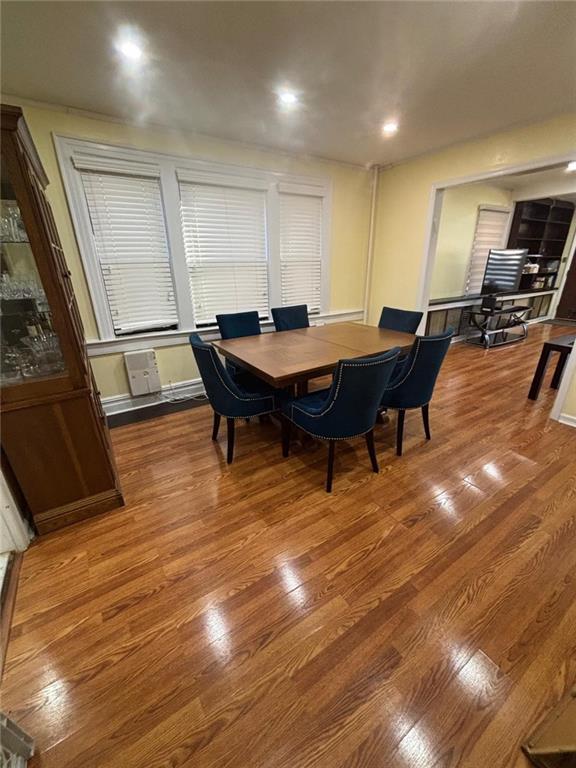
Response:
[[528, 333, 575, 400]]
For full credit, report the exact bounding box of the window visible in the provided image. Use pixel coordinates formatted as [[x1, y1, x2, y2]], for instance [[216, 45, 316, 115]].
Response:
[[179, 176, 269, 326], [465, 206, 511, 295], [279, 186, 323, 311], [57, 138, 331, 339], [80, 169, 177, 335]]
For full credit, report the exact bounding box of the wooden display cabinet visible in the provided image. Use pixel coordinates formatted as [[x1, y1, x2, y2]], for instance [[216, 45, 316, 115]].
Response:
[[1, 104, 123, 533]]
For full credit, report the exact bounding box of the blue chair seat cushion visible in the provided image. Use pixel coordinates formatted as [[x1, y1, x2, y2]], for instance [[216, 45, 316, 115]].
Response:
[[189, 332, 282, 419], [282, 388, 331, 418], [281, 349, 401, 442], [234, 369, 276, 395]]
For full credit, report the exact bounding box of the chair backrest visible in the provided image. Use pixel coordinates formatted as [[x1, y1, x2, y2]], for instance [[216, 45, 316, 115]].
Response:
[[384, 329, 453, 408], [378, 306, 423, 334], [271, 305, 310, 332], [216, 311, 261, 339], [293, 348, 400, 439], [189, 333, 246, 416]]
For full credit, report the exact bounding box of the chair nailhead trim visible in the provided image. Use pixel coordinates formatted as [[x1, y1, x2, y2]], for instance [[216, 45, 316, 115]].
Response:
[[195, 345, 275, 410], [292, 355, 398, 420], [384, 336, 446, 391]]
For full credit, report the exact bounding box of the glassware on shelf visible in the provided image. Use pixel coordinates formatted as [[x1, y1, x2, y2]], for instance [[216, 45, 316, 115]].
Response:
[[0, 213, 11, 242], [1, 185, 68, 385], [22, 333, 65, 375], [0, 336, 65, 383], [0, 200, 28, 242], [0, 347, 24, 385], [0, 273, 46, 300]]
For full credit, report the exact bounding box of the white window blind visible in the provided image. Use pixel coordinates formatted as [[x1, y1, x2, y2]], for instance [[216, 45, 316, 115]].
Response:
[[279, 191, 323, 312], [465, 207, 510, 295], [179, 180, 269, 326], [80, 171, 177, 335]]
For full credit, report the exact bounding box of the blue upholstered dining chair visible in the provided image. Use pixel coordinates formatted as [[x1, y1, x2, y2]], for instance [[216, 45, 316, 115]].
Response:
[[189, 333, 280, 464], [271, 304, 310, 332], [281, 348, 401, 492], [380, 329, 453, 457], [215, 310, 262, 387], [216, 311, 261, 340], [379, 306, 423, 334]]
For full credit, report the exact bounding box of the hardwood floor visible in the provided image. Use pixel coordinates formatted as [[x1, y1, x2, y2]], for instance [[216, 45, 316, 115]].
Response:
[[3, 323, 576, 768]]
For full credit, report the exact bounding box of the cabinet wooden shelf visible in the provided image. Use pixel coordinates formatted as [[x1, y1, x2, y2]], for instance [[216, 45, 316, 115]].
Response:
[[1, 104, 123, 534], [508, 197, 575, 292]]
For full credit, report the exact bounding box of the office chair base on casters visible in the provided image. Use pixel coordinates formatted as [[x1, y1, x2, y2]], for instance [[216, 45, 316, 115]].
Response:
[[466, 303, 531, 350], [466, 324, 528, 350]]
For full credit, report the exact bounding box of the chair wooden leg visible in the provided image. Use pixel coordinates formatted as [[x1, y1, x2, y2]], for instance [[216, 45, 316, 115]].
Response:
[[422, 404, 431, 440], [212, 412, 221, 441], [365, 429, 379, 473], [376, 408, 389, 426], [396, 409, 405, 457], [226, 418, 235, 464], [326, 441, 336, 492], [281, 417, 291, 458]]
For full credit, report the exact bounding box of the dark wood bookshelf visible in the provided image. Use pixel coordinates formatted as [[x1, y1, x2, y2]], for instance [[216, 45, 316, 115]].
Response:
[[508, 197, 574, 291]]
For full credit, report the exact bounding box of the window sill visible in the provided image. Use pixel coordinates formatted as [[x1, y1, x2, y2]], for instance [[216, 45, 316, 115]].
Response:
[[86, 308, 364, 357]]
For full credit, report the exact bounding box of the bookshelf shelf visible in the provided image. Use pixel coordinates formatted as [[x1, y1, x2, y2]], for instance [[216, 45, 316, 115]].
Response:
[[507, 197, 574, 291]]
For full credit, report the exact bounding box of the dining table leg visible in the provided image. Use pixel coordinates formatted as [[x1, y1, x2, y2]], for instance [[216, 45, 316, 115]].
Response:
[[551, 351, 569, 390], [296, 381, 309, 397], [528, 344, 551, 401]]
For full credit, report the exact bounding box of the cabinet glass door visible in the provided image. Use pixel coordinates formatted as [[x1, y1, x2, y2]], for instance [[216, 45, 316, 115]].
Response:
[[1, 168, 66, 386]]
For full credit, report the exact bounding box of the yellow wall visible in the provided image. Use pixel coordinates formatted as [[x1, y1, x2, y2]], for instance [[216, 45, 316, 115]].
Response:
[[368, 113, 576, 323], [430, 183, 512, 300], [10, 101, 372, 397], [8, 101, 576, 405], [563, 369, 576, 419]]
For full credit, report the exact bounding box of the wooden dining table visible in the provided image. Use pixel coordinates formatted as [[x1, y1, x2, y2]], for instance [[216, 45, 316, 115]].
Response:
[[212, 321, 415, 388]]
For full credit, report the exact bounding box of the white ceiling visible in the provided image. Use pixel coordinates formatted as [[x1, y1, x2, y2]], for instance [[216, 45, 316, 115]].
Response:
[[2, 1, 575, 166], [486, 164, 576, 201]]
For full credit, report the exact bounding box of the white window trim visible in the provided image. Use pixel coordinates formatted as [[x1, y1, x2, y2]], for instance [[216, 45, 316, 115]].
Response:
[[54, 134, 332, 340]]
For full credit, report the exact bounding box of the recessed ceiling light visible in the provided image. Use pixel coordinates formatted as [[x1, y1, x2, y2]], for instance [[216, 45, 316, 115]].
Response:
[[382, 121, 399, 137], [277, 90, 298, 107], [117, 39, 143, 61], [566, 161, 576, 173]]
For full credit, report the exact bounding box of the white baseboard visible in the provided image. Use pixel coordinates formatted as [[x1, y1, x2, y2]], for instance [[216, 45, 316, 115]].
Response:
[[102, 377, 206, 416], [558, 413, 576, 428]]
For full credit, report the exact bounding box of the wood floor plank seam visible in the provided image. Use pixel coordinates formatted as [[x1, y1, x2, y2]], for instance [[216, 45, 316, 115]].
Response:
[[3, 323, 576, 768]]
